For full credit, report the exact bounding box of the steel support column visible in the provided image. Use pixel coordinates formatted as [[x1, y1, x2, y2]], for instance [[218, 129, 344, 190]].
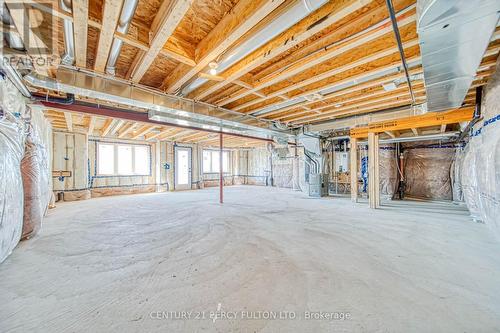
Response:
[[219, 132, 223, 204]]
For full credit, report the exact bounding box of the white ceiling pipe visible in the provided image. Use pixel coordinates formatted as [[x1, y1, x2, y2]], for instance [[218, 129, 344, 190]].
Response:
[[181, 0, 329, 95], [357, 131, 460, 144], [60, 0, 75, 65], [106, 0, 139, 75]]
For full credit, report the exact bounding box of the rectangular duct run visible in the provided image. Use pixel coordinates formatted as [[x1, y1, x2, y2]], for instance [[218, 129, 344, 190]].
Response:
[[417, 0, 500, 111], [24, 67, 294, 141]]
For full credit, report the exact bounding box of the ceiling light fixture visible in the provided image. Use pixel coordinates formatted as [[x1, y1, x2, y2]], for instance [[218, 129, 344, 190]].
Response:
[[382, 81, 398, 91], [209, 62, 218, 76], [304, 92, 323, 102]]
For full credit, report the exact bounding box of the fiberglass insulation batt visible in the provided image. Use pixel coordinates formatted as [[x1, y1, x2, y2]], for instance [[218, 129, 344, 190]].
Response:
[[0, 78, 26, 263]]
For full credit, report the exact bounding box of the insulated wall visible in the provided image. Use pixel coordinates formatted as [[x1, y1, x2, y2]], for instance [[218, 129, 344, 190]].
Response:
[[21, 107, 52, 239], [460, 59, 500, 238], [379, 145, 398, 199], [358, 145, 398, 199], [0, 77, 26, 263], [52, 133, 169, 200], [272, 151, 294, 188]]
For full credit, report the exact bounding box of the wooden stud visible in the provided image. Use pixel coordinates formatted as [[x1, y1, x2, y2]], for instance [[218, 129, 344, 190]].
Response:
[[350, 137, 358, 203], [368, 132, 380, 209]]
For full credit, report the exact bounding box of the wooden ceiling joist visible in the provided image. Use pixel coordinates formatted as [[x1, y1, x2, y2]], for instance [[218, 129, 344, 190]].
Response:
[[118, 122, 136, 138], [87, 116, 96, 135], [130, 125, 155, 140], [64, 112, 73, 132], [285, 84, 426, 123], [94, 0, 124, 72], [72, 0, 89, 67], [216, 10, 417, 107], [189, 0, 376, 101], [129, 0, 191, 82], [101, 118, 116, 136], [14, 0, 500, 131], [260, 66, 423, 119], [161, 0, 289, 94], [233, 37, 420, 113]]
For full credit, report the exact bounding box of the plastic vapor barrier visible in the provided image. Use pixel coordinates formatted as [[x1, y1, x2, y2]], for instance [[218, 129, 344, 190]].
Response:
[[0, 77, 27, 263], [458, 58, 500, 237], [451, 148, 465, 202], [20, 108, 51, 240], [403, 143, 456, 200], [359, 145, 397, 199], [461, 117, 500, 236], [379, 145, 398, 199]]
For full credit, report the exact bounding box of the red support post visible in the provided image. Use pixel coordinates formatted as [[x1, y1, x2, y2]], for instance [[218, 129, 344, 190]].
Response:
[[219, 132, 223, 204]]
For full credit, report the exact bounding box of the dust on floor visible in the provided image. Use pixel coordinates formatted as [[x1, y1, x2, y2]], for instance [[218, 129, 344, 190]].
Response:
[[1, 186, 499, 332]]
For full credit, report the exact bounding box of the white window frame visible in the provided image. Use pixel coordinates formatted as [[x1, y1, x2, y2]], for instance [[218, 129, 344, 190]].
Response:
[[97, 142, 151, 176], [203, 149, 230, 173]]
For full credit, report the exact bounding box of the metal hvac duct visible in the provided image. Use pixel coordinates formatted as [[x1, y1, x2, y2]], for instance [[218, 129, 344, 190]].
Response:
[[417, 0, 500, 111], [23, 67, 294, 140], [60, 0, 75, 65], [106, 0, 139, 75]]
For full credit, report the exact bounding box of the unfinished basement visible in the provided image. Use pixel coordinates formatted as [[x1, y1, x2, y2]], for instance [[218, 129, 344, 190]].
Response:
[[1, 0, 500, 331]]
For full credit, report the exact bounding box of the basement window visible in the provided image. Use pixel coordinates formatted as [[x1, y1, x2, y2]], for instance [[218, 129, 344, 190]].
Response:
[[97, 142, 151, 176], [203, 149, 230, 173]]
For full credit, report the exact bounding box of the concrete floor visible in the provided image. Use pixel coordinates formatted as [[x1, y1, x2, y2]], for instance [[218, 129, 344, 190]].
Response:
[[1, 186, 500, 332]]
